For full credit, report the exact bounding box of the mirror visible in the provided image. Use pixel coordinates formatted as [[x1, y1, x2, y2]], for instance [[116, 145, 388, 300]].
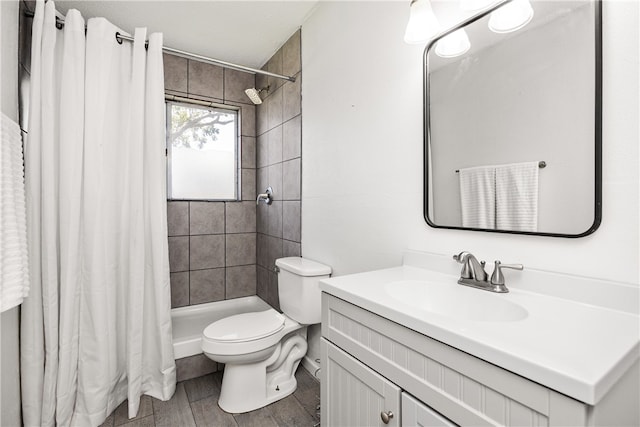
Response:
[[424, 0, 601, 237]]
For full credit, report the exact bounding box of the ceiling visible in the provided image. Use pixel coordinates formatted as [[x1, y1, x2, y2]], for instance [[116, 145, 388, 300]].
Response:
[[37, 0, 592, 72], [52, 1, 320, 69]]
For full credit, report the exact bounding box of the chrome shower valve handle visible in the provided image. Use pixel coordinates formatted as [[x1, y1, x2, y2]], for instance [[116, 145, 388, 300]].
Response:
[[256, 186, 273, 205]]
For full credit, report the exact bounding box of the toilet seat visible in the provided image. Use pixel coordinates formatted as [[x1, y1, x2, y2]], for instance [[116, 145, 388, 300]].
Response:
[[204, 310, 285, 343], [202, 309, 292, 357]]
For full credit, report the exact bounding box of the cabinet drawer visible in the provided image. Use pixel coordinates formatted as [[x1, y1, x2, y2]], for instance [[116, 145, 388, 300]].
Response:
[[321, 338, 401, 427], [403, 392, 457, 427], [322, 293, 587, 426]]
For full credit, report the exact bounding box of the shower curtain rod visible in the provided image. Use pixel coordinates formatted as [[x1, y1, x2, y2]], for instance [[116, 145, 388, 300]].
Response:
[[23, 9, 296, 83], [115, 33, 296, 82]]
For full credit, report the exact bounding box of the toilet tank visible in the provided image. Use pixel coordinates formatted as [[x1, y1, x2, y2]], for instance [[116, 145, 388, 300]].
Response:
[[275, 257, 332, 324]]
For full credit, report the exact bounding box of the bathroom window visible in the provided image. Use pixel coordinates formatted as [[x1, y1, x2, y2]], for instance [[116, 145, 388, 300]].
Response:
[[166, 101, 240, 200]]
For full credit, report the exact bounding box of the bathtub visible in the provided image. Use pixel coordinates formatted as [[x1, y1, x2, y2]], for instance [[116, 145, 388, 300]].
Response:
[[171, 296, 271, 359]]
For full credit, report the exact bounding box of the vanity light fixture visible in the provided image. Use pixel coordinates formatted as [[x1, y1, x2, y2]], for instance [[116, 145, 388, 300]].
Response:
[[435, 28, 471, 58], [404, 0, 441, 44], [488, 0, 534, 33]]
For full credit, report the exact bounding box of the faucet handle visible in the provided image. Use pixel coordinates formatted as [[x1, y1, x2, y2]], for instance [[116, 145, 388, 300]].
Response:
[[453, 252, 472, 278], [452, 252, 469, 263], [490, 261, 524, 286]]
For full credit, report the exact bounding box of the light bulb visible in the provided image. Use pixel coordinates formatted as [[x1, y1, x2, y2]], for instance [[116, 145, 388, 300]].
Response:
[[488, 0, 534, 33], [435, 29, 471, 58], [404, 0, 441, 45]]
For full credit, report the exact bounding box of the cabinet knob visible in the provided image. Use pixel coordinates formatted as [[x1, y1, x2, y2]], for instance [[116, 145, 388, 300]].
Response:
[[380, 410, 394, 424]]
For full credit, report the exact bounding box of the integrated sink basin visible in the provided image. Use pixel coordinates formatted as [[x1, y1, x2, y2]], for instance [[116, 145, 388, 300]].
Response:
[[319, 251, 640, 405], [384, 280, 529, 322]]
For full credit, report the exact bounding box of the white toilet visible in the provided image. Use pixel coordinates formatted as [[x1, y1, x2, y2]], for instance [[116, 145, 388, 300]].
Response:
[[201, 257, 331, 413]]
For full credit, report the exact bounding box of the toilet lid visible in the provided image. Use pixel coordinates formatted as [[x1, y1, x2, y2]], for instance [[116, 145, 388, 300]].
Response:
[[203, 309, 286, 343]]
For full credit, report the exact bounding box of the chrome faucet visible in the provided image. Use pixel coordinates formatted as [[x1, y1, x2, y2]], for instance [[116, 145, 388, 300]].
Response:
[[453, 251, 488, 282], [453, 252, 523, 293]]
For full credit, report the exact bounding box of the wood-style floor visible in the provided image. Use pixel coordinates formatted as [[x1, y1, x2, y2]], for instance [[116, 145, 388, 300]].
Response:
[[100, 367, 320, 427]]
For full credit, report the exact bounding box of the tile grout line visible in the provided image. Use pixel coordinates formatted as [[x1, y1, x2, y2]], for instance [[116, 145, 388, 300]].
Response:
[[223, 201, 227, 300], [186, 384, 198, 427], [292, 393, 319, 424], [186, 56, 191, 304]]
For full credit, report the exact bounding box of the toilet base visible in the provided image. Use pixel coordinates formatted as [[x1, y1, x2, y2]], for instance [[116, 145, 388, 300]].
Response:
[[217, 333, 307, 413], [218, 365, 299, 413]]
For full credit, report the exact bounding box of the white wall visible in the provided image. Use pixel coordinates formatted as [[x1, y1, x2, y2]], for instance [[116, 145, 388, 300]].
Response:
[[301, 0, 638, 285], [0, 1, 23, 426]]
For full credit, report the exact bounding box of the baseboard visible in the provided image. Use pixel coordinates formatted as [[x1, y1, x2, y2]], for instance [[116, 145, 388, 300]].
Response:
[[301, 355, 321, 381]]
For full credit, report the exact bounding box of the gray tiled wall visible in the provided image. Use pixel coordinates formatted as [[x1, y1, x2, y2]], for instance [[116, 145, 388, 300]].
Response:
[[256, 30, 303, 310], [164, 53, 257, 309]]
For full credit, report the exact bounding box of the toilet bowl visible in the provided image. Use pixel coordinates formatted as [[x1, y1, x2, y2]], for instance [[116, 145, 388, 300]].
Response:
[[201, 257, 331, 413], [202, 309, 306, 413]]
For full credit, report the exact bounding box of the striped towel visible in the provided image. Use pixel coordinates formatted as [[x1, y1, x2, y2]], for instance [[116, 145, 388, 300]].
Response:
[[496, 162, 539, 232], [0, 112, 29, 312], [459, 165, 496, 229]]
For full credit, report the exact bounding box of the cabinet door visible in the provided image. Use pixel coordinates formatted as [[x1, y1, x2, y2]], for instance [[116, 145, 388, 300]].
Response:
[[402, 392, 457, 427], [321, 338, 401, 427]]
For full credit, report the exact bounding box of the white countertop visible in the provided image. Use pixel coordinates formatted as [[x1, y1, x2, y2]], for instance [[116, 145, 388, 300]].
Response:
[[319, 252, 640, 405]]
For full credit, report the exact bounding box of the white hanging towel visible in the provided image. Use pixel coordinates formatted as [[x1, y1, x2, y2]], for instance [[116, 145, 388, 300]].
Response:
[[496, 162, 539, 232], [459, 166, 496, 229], [0, 112, 29, 312]]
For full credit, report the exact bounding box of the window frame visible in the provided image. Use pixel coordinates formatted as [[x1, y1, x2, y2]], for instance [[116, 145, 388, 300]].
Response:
[[165, 99, 241, 202]]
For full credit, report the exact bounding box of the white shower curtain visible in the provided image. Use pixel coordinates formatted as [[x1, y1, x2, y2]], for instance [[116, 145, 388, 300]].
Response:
[[21, 1, 175, 426]]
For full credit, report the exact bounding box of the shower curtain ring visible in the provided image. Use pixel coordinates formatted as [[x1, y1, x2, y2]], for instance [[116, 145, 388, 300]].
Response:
[[115, 32, 123, 45]]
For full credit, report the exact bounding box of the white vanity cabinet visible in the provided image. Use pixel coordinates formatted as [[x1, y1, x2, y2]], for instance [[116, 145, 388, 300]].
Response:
[[321, 339, 401, 426], [322, 337, 456, 427], [321, 293, 594, 427]]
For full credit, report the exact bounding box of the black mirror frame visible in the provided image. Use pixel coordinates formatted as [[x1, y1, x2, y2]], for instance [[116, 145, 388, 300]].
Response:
[[423, 0, 602, 238]]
